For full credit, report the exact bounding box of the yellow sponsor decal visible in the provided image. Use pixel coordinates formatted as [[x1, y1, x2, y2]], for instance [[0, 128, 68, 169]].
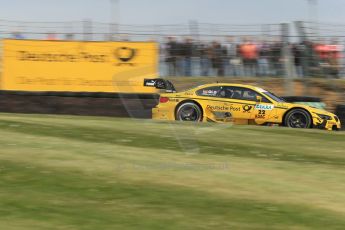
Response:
[[1, 39, 159, 93]]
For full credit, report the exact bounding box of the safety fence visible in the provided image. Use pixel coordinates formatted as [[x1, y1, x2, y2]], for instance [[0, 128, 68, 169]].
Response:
[[0, 20, 345, 79]]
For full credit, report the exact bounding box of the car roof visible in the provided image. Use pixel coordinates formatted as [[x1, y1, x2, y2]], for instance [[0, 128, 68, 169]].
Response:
[[193, 83, 266, 92]]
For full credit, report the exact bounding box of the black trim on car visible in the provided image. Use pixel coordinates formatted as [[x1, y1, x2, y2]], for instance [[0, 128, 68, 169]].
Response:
[[172, 96, 258, 105]]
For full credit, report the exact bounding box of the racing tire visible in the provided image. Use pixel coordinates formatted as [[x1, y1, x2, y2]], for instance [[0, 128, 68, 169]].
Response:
[[176, 102, 203, 122], [284, 109, 312, 129]]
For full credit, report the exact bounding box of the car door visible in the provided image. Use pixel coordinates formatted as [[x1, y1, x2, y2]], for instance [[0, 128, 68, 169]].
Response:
[[221, 86, 256, 122], [222, 86, 275, 124], [195, 86, 238, 122]]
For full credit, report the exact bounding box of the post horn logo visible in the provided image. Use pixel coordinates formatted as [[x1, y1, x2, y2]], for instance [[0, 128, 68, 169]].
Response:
[[242, 104, 253, 113], [114, 47, 137, 66]]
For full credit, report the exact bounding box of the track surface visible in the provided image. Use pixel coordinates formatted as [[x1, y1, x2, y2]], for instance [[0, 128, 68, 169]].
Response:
[[0, 113, 344, 230]]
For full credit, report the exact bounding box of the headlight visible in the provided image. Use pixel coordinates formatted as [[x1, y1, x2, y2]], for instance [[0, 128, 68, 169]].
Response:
[[316, 113, 332, 120]]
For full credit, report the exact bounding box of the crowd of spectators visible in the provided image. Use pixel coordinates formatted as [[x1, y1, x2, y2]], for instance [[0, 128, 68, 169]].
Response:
[[163, 37, 344, 78], [7, 32, 344, 78]]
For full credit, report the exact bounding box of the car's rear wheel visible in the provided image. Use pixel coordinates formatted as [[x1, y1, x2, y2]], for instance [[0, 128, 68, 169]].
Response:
[[284, 109, 312, 129], [176, 102, 202, 122]]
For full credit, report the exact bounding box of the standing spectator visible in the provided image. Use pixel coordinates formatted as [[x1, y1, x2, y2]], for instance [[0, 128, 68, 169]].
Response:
[[225, 37, 241, 76], [181, 38, 194, 76], [300, 41, 315, 77], [270, 41, 283, 76], [240, 39, 258, 76], [292, 43, 304, 77], [221, 43, 228, 76], [328, 41, 343, 78], [199, 43, 211, 76], [165, 37, 179, 76], [257, 41, 271, 76], [210, 41, 225, 76], [222, 37, 234, 76]]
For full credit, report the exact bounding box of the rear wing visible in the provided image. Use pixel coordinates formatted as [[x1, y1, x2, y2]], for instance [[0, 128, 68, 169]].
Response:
[[144, 78, 176, 93]]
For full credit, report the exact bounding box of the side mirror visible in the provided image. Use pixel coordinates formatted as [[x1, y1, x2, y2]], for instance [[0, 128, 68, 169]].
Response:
[[256, 96, 262, 103]]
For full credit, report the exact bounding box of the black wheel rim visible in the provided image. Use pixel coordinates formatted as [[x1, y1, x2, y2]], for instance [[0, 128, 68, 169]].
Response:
[[288, 112, 308, 128], [178, 105, 201, 121]]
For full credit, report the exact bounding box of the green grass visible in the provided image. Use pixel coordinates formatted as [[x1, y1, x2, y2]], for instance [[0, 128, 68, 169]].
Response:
[[0, 113, 344, 230]]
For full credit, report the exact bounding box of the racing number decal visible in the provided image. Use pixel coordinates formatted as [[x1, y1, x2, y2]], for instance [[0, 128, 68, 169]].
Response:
[[255, 110, 266, 119], [259, 110, 265, 115]]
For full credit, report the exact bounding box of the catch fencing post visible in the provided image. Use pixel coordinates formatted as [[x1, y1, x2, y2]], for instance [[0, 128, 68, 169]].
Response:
[[281, 23, 294, 96], [295, 21, 312, 95]]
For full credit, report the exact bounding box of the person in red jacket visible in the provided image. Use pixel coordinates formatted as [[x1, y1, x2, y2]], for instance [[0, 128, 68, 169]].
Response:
[[239, 38, 258, 76]]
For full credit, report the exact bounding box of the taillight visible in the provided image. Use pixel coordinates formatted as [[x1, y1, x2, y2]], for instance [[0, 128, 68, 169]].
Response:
[[159, 97, 169, 103]]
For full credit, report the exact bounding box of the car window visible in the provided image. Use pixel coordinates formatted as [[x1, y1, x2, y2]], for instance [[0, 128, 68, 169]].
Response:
[[196, 86, 222, 97], [196, 86, 271, 103], [224, 86, 271, 103]]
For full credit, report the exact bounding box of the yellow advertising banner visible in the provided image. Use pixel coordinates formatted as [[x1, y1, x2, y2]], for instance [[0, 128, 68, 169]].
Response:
[[1, 39, 159, 93]]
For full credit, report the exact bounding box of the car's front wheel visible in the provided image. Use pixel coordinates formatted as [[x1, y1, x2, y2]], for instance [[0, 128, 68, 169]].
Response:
[[284, 109, 312, 129], [176, 102, 202, 122]]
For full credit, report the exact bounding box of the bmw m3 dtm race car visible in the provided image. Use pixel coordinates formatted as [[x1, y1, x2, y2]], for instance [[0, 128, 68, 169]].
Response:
[[144, 79, 341, 130]]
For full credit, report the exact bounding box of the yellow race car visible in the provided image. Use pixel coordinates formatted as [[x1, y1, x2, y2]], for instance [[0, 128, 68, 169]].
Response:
[[144, 79, 341, 130]]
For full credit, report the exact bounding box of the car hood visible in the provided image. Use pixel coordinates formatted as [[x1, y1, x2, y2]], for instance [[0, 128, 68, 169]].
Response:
[[277, 102, 335, 116]]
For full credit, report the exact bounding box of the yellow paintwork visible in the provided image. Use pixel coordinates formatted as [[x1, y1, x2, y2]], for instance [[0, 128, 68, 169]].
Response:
[[152, 83, 341, 131], [2, 39, 159, 93]]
